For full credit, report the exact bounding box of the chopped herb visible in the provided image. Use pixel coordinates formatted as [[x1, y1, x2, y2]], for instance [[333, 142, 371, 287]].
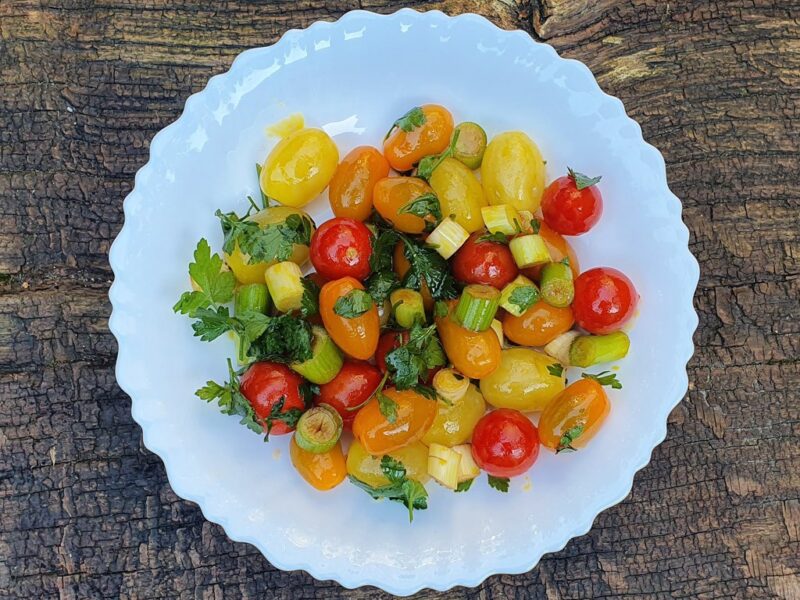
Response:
[[547, 363, 564, 377], [557, 424, 584, 453], [216, 210, 313, 265], [385, 106, 426, 140], [399, 192, 442, 230], [195, 358, 262, 435], [263, 396, 302, 440], [477, 231, 510, 245], [508, 286, 540, 313], [455, 478, 474, 493], [377, 389, 398, 423], [366, 270, 400, 305], [385, 322, 446, 390], [398, 233, 459, 300], [300, 277, 320, 318], [249, 314, 314, 364], [434, 300, 450, 319], [334, 289, 374, 318], [299, 381, 319, 409], [173, 239, 236, 315], [415, 128, 461, 181], [582, 370, 622, 389], [568, 168, 602, 191], [530, 219, 541, 234], [488, 475, 510, 492], [348, 456, 429, 522], [561, 257, 571, 267]]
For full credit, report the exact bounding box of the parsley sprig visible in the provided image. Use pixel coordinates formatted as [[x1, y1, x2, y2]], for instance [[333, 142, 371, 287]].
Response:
[[398, 193, 442, 231], [488, 475, 510, 492], [557, 424, 585, 453], [398, 232, 459, 300], [216, 209, 313, 264], [384, 106, 426, 141], [348, 456, 429, 522], [568, 167, 602, 190], [508, 286, 540, 313], [173, 239, 236, 315], [196, 359, 263, 435], [384, 321, 446, 393], [415, 128, 461, 181], [582, 370, 623, 389], [334, 289, 374, 318]]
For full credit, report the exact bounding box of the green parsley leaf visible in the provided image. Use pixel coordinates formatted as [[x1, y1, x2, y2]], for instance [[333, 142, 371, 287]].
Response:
[[173, 239, 236, 315], [399, 192, 442, 231], [366, 271, 400, 305], [196, 358, 262, 435], [398, 233, 459, 300], [561, 257, 571, 267], [530, 219, 541, 234], [378, 390, 398, 423], [582, 370, 622, 389], [508, 285, 540, 313], [370, 227, 400, 272], [557, 424, 584, 453], [568, 167, 602, 191], [455, 479, 474, 493], [300, 277, 320, 318], [334, 289, 374, 318], [488, 475, 510, 492], [434, 301, 450, 319], [348, 456, 429, 522], [547, 363, 564, 378], [415, 128, 460, 181], [216, 210, 313, 264], [477, 231, 510, 245], [385, 106, 426, 140], [190, 306, 237, 341], [263, 396, 303, 440], [385, 322, 446, 390], [249, 314, 314, 364]]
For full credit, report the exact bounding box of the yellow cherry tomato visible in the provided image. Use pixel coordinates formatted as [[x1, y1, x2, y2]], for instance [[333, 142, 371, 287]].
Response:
[[479, 347, 565, 412], [346, 439, 430, 487], [435, 302, 501, 379], [422, 383, 486, 446], [224, 206, 314, 285], [352, 387, 436, 455], [260, 128, 339, 208], [539, 379, 610, 452], [482, 131, 546, 212], [428, 157, 487, 233], [289, 437, 347, 491]]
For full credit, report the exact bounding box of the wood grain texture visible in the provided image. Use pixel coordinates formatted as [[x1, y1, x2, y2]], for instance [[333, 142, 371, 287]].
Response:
[[1, 0, 798, 598]]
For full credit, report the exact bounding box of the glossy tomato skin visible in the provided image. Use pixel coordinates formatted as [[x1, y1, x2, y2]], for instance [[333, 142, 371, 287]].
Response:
[[573, 267, 638, 334], [539, 379, 610, 452], [373, 176, 437, 234], [384, 105, 454, 172], [471, 409, 540, 478], [375, 330, 410, 373], [352, 387, 437, 455], [310, 217, 373, 281], [436, 304, 501, 379], [239, 362, 306, 436], [541, 175, 603, 236], [319, 277, 380, 360], [452, 232, 518, 289], [316, 360, 383, 428], [290, 437, 347, 490], [502, 300, 575, 347], [328, 146, 390, 221]]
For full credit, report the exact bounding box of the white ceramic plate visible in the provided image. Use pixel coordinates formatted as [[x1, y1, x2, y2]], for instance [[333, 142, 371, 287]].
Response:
[[109, 9, 699, 596]]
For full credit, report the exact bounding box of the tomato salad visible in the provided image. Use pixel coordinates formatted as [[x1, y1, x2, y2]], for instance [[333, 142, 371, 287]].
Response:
[[174, 107, 638, 520]]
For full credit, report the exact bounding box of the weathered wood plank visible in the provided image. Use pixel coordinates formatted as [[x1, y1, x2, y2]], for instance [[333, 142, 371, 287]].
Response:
[[1, 0, 798, 598]]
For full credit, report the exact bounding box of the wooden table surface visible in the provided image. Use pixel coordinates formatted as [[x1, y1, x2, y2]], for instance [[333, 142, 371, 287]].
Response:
[[2, 1, 798, 598]]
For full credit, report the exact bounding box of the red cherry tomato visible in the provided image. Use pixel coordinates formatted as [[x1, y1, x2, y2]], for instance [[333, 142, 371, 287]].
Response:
[[316, 360, 383, 428], [471, 409, 540, 478], [375, 330, 409, 373], [239, 362, 306, 436], [541, 173, 603, 236], [310, 217, 373, 281], [451, 232, 518, 289], [573, 267, 638, 334]]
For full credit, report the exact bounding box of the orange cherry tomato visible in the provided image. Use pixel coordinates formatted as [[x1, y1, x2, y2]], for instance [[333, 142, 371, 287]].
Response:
[[352, 387, 437, 455], [373, 177, 437, 234], [393, 241, 434, 310], [289, 436, 347, 490], [319, 277, 380, 360], [522, 221, 580, 281], [538, 379, 610, 452], [383, 104, 454, 172], [328, 146, 390, 221], [435, 302, 501, 379], [502, 300, 574, 347]]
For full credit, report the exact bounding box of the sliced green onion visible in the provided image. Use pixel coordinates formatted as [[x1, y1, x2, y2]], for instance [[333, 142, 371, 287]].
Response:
[[490, 318, 505, 347], [453, 122, 487, 169], [432, 368, 469, 403], [264, 261, 304, 313], [499, 274, 540, 317], [390, 288, 426, 328], [543, 330, 581, 365], [294, 404, 343, 453], [291, 326, 343, 384], [509, 234, 551, 268], [570, 331, 630, 367], [540, 262, 574, 307], [426, 217, 470, 259], [235, 283, 270, 316], [481, 204, 522, 235], [455, 284, 500, 332]]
